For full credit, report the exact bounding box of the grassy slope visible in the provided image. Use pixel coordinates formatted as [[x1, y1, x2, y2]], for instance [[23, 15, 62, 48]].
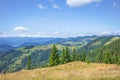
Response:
[[0, 61, 120, 80], [105, 37, 120, 45]]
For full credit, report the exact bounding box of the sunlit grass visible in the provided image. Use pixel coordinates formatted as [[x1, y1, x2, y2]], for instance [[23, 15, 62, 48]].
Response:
[[0, 61, 120, 80]]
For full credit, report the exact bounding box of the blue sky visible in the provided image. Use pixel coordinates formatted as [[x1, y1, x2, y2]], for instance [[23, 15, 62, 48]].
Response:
[[0, 0, 120, 37]]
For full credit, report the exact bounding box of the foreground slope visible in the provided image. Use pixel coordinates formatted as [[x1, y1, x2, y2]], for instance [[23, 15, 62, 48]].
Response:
[[0, 61, 120, 80]]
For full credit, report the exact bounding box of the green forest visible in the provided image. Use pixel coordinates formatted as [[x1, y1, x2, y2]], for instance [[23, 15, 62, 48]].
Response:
[[27, 38, 120, 69], [48, 39, 120, 67]]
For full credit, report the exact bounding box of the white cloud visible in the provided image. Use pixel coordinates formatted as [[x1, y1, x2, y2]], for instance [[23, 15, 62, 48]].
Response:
[[94, 31, 120, 36], [78, 33, 85, 36], [14, 26, 28, 32], [66, 0, 101, 7], [53, 32, 60, 35], [0, 32, 8, 37], [19, 34, 40, 37], [53, 4, 61, 10], [72, 32, 77, 34], [38, 4, 46, 9], [18, 34, 51, 38], [37, 32, 45, 35], [18, 32, 50, 37], [100, 31, 110, 35], [113, 2, 120, 8]]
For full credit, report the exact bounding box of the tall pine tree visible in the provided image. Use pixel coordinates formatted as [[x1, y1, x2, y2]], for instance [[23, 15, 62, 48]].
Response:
[[64, 47, 71, 63], [49, 44, 59, 66], [103, 51, 111, 64], [71, 48, 76, 61], [60, 47, 71, 64], [80, 52, 86, 61], [27, 55, 32, 70], [60, 48, 65, 64]]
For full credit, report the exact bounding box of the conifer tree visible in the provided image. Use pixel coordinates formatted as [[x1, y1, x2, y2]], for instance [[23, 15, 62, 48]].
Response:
[[103, 52, 111, 64], [80, 52, 86, 61], [64, 47, 71, 63], [75, 54, 81, 61], [27, 56, 31, 70], [49, 44, 59, 66], [60, 48, 65, 64], [71, 48, 76, 61]]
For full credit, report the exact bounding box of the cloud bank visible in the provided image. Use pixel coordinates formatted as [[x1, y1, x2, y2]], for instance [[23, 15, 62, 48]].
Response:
[[0, 32, 8, 37]]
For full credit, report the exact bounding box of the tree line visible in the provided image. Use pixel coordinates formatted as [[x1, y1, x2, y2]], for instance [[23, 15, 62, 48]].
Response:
[[48, 41, 120, 67], [27, 39, 120, 69], [48, 44, 86, 67]]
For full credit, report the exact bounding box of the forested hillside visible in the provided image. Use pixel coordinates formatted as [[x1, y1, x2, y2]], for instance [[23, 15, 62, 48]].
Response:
[[0, 44, 67, 73], [0, 36, 120, 73], [88, 38, 120, 64]]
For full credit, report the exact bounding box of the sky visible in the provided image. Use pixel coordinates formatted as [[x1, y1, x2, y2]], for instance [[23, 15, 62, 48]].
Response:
[[0, 0, 120, 37]]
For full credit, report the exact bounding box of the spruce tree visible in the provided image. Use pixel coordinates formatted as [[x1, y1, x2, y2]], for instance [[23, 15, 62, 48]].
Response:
[[71, 48, 76, 61], [103, 52, 111, 64], [75, 54, 81, 61], [80, 52, 86, 61], [60, 48, 65, 64], [64, 47, 71, 63], [27, 56, 31, 70], [49, 44, 59, 66]]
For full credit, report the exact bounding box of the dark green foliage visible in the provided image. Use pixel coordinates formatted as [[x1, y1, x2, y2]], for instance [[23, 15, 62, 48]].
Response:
[[75, 54, 81, 61], [117, 56, 120, 65], [87, 39, 120, 64], [27, 56, 32, 70], [80, 52, 86, 61], [60, 48, 65, 64], [103, 52, 111, 64], [49, 45, 59, 66], [60, 47, 71, 64], [71, 48, 76, 61], [49, 38, 120, 67], [64, 47, 71, 63]]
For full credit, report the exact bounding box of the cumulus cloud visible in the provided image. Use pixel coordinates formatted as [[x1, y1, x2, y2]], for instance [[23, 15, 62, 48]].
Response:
[[14, 26, 28, 32], [113, 2, 120, 8], [66, 0, 101, 7], [38, 4, 46, 9], [53, 4, 61, 10]]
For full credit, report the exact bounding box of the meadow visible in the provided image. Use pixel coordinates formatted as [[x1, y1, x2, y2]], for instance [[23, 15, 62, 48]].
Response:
[[0, 61, 120, 80]]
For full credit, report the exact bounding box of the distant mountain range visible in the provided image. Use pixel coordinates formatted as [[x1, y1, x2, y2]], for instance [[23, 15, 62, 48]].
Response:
[[0, 36, 98, 49]]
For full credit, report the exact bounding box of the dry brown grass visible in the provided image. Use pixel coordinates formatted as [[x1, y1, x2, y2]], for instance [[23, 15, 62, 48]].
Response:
[[0, 61, 120, 80]]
